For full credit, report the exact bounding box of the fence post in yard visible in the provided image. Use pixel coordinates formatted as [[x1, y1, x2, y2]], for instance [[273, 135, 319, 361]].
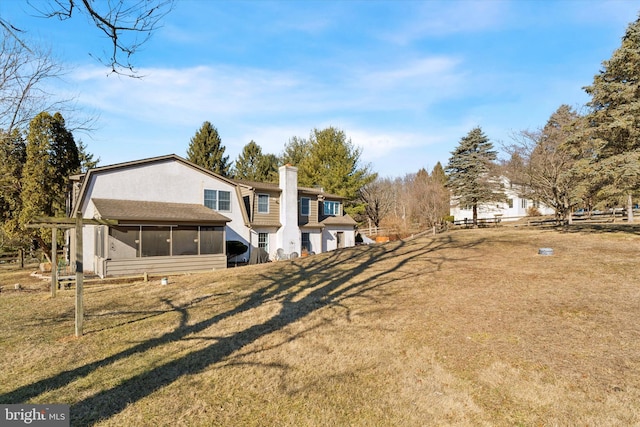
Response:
[[51, 227, 57, 298], [75, 213, 84, 337]]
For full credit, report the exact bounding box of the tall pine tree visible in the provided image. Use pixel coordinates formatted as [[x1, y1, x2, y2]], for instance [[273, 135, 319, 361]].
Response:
[[297, 127, 376, 201], [0, 129, 26, 245], [280, 136, 309, 166], [186, 121, 230, 176], [233, 140, 278, 182], [446, 127, 503, 227], [581, 15, 640, 222], [77, 140, 100, 173], [20, 112, 80, 243]]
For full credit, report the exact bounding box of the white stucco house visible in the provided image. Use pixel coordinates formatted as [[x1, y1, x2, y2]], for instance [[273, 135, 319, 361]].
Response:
[[450, 176, 555, 223], [69, 154, 357, 277]]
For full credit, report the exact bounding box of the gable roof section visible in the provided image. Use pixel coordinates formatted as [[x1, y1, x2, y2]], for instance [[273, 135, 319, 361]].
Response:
[[233, 179, 281, 193], [298, 186, 344, 199], [92, 198, 231, 223], [321, 214, 357, 227], [72, 154, 251, 225], [232, 179, 345, 200]]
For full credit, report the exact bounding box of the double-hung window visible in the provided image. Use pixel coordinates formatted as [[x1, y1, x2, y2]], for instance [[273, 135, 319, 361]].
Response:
[[300, 197, 310, 216], [257, 194, 269, 214], [204, 189, 231, 212], [323, 201, 340, 216]]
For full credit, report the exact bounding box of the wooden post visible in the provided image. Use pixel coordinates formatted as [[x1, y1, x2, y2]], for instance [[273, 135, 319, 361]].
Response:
[[26, 216, 117, 336], [19, 248, 24, 268], [51, 227, 57, 297], [75, 213, 84, 337]]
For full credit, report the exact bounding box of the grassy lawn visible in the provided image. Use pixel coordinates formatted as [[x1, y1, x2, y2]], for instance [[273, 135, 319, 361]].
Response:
[[2, 225, 640, 426]]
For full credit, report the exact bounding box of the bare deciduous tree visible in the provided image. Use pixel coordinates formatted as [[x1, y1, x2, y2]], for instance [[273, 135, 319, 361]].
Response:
[[359, 177, 395, 229], [2, 0, 175, 76], [0, 28, 67, 134], [412, 169, 449, 229], [505, 105, 582, 221]]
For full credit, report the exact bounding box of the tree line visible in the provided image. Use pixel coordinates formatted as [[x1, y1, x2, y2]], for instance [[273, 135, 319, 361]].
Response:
[[0, 113, 376, 251], [185, 121, 376, 217], [3, 5, 640, 249], [448, 15, 640, 228], [360, 14, 640, 232], [0, 112, 98, 250]]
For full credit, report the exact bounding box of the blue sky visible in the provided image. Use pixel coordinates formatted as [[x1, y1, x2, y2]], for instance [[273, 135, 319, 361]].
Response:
[[2, 0, 640, 178]]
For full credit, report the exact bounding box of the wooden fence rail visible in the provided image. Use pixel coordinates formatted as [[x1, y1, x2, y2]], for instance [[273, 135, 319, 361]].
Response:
[[0, 249, 24, 268]]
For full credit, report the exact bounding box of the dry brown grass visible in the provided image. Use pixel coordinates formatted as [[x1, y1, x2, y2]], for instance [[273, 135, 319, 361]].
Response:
[[2, 225, 640, 426]]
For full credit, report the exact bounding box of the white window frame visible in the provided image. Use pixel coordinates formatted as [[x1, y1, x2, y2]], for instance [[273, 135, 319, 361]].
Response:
[[204, 189, 232, 212], [258, 232, 269, 252], [257, 194, 269, 214], [204, 189, 217, 210], [323, 201, 341, 216]]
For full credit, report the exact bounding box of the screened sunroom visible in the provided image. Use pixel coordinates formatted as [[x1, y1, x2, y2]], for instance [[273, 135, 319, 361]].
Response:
[[88, 198, 231, 277]]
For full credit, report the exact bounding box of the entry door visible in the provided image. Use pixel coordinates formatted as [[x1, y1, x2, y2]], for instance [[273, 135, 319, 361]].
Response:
[[336, 232, 344, 249]]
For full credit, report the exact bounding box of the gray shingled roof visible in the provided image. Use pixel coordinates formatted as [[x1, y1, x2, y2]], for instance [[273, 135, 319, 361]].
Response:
[[92, 198, 231, 223], [321, 214, 357, 226], [232, 179, 344, 199]]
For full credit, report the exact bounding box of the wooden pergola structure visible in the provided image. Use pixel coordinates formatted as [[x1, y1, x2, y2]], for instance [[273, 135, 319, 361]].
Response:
[[27, 214, 117, 337]]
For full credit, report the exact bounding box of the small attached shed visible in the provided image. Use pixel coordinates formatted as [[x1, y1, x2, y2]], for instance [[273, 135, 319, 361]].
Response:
[[90, 199, 231, 277]]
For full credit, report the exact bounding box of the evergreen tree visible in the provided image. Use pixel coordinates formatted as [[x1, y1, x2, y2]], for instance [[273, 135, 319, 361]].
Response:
[[49, 112, 80, 214], [280, 136, 309, 166], [430, 162, 451, 221], [510, 105, 582, 221], [581, 15, 640, 222], [446, 127, 503, 227], [431, 162, 447, 186], [256, 153, 279, 183], [20, 112, 80, 243], [298, 127, 376, 202], [186, 121, 230, 176], [0, 129, 26, 245], [77, 140, 100, 172], [233, 140, 262, 180], [233, 140, 278, 182]]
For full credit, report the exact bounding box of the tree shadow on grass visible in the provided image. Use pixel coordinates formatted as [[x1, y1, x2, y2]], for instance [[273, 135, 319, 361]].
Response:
[[0, 234, 484, 426]]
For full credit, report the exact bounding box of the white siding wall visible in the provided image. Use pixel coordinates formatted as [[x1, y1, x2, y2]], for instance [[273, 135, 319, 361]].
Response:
[[322, 226, 355, 252], [79, 160, 250, 272], [450, 180, 556, 222], [276, 165, 301, 256], [309, 231, 322, 254]]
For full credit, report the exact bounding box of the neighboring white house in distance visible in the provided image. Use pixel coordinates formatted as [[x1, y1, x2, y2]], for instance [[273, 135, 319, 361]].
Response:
[[68, 154, 357, 277], [450, 176, 555, 223]]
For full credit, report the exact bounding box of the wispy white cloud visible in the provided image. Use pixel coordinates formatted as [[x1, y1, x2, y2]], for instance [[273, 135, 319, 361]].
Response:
[[42, 0, 640, 178], [70, 51, 467, 129], [63, 50, 538, 175], [381, 0, 508, 45]]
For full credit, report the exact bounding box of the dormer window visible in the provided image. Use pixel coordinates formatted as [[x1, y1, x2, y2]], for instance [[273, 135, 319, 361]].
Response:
[[323, 201, 340, 216]]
